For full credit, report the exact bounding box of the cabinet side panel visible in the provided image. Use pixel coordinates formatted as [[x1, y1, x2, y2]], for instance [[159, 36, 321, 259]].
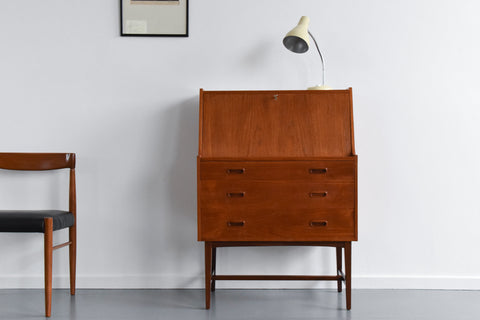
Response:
[[198, 89, 204, 156], [349, 88, 356, 155], [354, 155, 358, 241], [197, 156, 202, 241]]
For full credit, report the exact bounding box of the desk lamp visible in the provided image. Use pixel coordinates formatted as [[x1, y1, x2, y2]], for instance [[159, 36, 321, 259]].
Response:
[[283, 16, 331, 90]]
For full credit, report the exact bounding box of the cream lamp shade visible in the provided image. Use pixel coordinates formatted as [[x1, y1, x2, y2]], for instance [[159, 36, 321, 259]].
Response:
[[283, 16, 310, 54], [283, 16, 331, 90]]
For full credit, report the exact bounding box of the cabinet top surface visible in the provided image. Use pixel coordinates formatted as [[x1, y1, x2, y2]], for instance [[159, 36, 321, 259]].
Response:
[[200, 89, 351, 94], [199, 89, 355, 158]]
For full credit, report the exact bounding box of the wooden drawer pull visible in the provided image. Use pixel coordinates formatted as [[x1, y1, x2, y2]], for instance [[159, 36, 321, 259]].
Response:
[[310, 220, 328, 227], [227, 221, 245, 227], [227, 192, 245, 198], [309, 192, 328, 198], [309, 168, 328, 174], [226, 168, 245, 174]]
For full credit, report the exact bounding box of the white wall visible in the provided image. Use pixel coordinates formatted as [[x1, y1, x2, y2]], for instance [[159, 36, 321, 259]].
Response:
[[1, 0, 480, 289]]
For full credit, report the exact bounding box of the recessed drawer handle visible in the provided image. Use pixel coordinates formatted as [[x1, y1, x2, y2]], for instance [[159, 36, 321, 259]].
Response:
[[309, 192, 328, 198], [226, 168, 245, 174], [309, 168, 328, 174], [227, 221, 245, 227], [227, 192, 245, 198], [310, 220, 328, 227]]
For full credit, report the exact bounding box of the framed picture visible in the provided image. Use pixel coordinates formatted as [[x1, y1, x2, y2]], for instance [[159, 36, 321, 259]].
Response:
[[120, 0, 188, 37]]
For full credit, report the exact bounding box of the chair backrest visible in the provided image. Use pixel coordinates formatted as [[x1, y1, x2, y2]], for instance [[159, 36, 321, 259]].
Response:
[[0, 153, 77, 215], [0, 153, 75, 171]]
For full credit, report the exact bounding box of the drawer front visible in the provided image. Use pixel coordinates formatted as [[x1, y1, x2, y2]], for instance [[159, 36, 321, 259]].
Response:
[[199, 209, 355, 241], [199, 181, 354, 210], [200, 160, 355, 182], [197, 159, 357, 242]]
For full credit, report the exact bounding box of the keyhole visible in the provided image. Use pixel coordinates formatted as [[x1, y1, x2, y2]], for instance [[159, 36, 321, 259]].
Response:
[[273, 94, 278, 100]]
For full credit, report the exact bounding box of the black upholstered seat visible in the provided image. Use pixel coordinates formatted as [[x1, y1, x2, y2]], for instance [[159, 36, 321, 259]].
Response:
[[0, 152, 77, 317], [0, 210, 75, 232]]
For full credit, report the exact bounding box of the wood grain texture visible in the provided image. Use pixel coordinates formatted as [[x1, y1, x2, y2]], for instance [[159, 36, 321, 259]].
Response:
[[200, 160, 355, 182], [348, 88, 356, 155], [213, 275, 342, 281], [197, 157, 203, 243], [0, 153, 75, 170], [199, 180, 355, 210], [210, 241, 346, 247], [200, 90, 354, 158], [345, 241, 352, 310], [197, 89, 356, 310], [204, 242, 212, 309], [200, 208, 355, 242], [205, 241, 352, 309], [198, 89, 204, 156], [69, 168, 77, 296], [44, 218, 53, 317]]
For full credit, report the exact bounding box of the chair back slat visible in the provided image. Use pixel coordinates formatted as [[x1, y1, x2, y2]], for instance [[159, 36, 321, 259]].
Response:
[[0, 153, 75, 170]]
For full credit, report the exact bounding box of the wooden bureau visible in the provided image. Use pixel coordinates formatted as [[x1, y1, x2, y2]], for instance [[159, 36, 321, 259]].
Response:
[[197, 89, 357, 309]]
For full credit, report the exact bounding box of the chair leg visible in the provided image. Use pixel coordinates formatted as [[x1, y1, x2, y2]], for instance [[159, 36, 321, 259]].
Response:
[[345, 241, 352, 310], [336, 246, 343, 292], [69, 225, 76, 295], [44, 218, 53, 317], [205, 242, 212, 309]]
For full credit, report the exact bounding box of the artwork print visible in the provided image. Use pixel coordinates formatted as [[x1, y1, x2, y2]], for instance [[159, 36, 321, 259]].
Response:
[[121, 0, 188, 36]]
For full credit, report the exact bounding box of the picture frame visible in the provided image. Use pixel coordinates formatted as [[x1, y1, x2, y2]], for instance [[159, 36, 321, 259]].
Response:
[[120, 0, 188, 37]]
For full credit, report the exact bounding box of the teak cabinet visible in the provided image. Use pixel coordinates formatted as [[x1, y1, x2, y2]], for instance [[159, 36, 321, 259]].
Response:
[[197, 89, 357, 309]]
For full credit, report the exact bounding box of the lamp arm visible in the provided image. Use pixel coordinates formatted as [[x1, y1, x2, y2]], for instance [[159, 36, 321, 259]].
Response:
[[308, 31, 325, 86]]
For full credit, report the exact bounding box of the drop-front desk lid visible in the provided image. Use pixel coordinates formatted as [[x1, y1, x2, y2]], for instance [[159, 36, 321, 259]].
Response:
[[198, 89, 355, 159]]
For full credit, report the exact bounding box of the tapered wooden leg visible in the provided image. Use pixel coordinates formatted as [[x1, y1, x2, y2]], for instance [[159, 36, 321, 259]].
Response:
[[345, 241, 352, 310], [205, 242, 212, 309], [211, 247, 217, 292], [336, 246, 343, 292], [69, 167, 76, 295], [44, 218, 53, 317], [69, 225, 76, 295]]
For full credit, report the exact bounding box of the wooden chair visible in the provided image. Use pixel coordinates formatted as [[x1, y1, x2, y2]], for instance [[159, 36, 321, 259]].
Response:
[[0, 153, 76, 317]]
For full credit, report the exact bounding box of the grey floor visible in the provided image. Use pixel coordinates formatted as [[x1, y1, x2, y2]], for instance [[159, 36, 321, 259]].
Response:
[[0, 289, 479, 320]]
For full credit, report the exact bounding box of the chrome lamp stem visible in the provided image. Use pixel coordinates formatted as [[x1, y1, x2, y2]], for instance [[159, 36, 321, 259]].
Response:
[[308, 31, 325, 87]]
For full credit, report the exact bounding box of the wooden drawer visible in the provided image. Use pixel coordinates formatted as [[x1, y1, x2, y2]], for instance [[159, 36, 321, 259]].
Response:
[[199, 209, 355, 241], [197, 158, 357, 242], [199, 181, 354, 210], [199, 160, 355, 182]]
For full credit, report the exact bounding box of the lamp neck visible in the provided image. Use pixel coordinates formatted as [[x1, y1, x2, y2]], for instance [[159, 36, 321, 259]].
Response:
[[308, 31, 325, 86]]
